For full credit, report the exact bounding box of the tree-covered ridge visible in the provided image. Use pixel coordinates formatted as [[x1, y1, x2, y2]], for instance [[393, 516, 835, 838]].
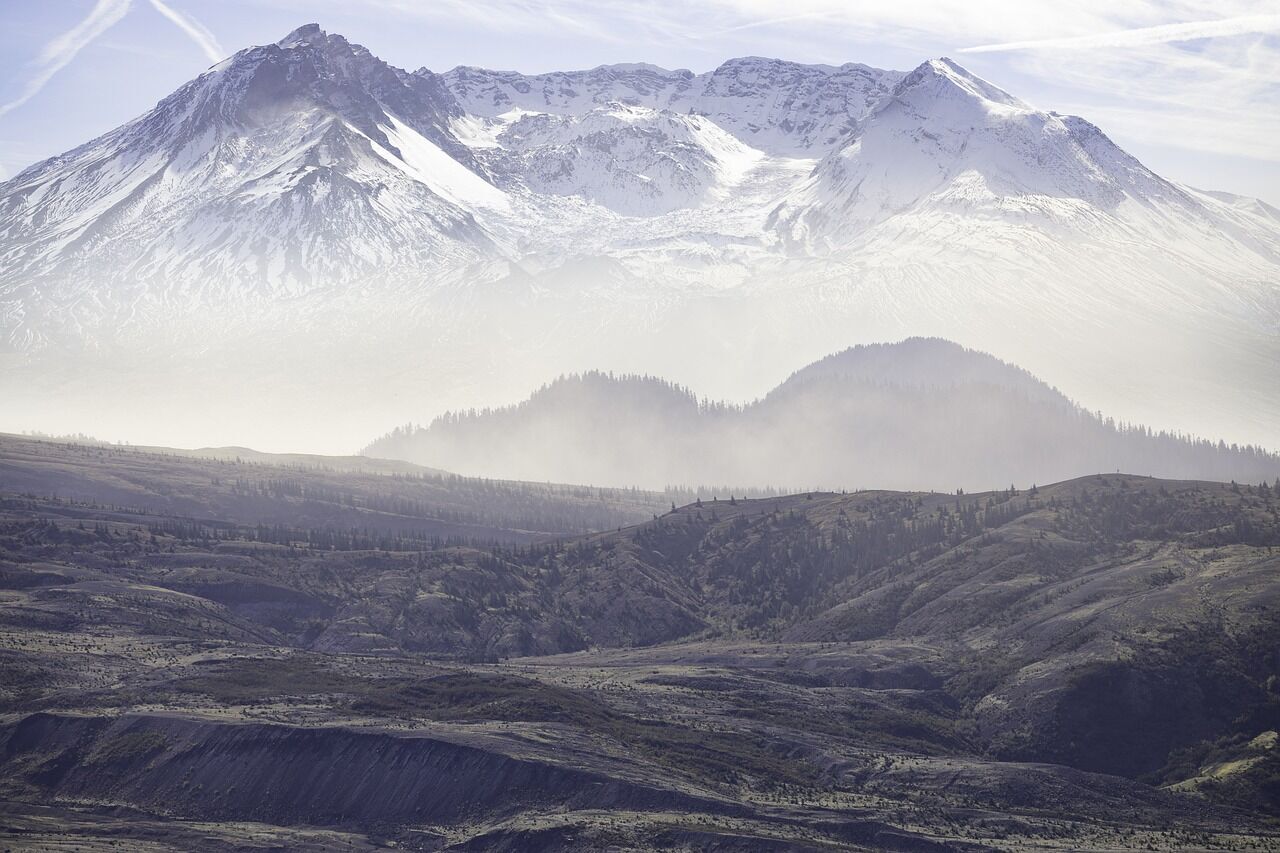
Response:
[[365, 340, 1280, 490]]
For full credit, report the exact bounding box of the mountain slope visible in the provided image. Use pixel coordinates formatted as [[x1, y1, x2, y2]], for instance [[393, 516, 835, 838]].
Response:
[[364, 338, 1280, 490], [0, 24, 508, 349]]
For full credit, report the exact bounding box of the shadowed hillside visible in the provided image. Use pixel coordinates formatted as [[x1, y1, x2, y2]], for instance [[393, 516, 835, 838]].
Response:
[[0, 434, 672, 543], [366, 338, 1280, 490]]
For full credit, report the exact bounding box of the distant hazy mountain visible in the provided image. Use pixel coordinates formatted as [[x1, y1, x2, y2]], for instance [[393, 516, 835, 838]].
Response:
[[365, 339, 1280, 490], [2, 24, 1278, 450]]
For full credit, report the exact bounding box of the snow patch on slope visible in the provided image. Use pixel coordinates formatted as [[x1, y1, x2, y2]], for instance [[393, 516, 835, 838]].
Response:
[[374, 114, 509, 211]]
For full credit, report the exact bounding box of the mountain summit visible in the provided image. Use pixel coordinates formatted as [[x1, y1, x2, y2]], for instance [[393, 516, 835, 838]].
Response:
[[0, 24, 504, 313], [770, 55, 1202, 248]]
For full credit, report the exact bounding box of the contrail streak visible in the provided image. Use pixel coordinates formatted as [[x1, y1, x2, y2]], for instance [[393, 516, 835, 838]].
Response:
[[0, 0, 133, 117], [149, 0, 225, 64], [959, 14, 1280, 53]]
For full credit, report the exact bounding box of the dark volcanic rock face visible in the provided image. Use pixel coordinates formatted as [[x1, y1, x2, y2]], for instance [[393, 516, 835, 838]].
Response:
[[990, 625, 1280, 778], [219, 24, 473, 164]]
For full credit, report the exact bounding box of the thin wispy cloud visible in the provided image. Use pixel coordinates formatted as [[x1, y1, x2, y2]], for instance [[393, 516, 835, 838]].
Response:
[[705, 11, 835, 38], [1012, 35, 1280, 162], [148, 0, 225, 64], [0, 0, 132, 117], [959, 14, 1280, 53], [0, 0, 227, 119]]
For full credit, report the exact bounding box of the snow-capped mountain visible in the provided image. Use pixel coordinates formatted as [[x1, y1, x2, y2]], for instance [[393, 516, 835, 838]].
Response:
[[0, 24, 508, 323], [1, 24, 1278, 452], [771, 59, 1270, 249]]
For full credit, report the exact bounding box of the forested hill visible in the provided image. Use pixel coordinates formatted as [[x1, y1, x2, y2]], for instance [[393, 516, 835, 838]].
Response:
[[365, 339, 1280, 490]]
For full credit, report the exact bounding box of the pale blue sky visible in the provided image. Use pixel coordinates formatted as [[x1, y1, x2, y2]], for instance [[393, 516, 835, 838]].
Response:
[[1, 0, 1278, 205]]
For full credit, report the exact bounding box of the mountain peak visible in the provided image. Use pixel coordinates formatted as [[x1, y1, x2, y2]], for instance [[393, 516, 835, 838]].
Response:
[[897, 57, 1026, 110], [277, 23, 327, 49]]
